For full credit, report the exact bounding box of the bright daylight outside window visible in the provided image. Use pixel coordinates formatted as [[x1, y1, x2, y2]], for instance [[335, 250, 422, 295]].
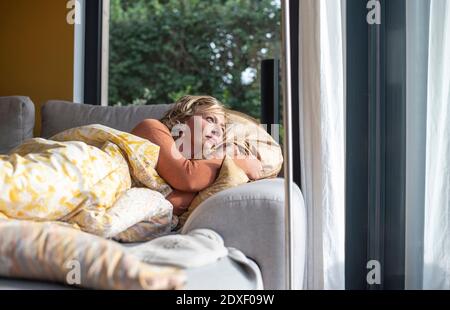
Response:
[[108, 0, 281, 120]]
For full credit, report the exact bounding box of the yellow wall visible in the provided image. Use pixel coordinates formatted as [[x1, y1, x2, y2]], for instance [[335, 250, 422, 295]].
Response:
[[0, 0, 74, 136]]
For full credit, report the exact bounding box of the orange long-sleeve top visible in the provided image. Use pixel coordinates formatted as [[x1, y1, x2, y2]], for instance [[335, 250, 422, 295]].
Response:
[[131, 119, 223, 193]]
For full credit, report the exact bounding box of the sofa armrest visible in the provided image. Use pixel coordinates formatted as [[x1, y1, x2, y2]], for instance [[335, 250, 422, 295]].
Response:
[[0, 96, 35, 154], [181, 178, 306, 290]]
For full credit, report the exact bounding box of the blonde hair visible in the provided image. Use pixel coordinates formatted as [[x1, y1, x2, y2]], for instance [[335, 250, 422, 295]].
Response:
[[160, 95, 225, 130]]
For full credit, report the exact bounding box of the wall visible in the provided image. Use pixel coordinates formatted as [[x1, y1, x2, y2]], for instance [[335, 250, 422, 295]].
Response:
[[0, 0, 74, 136]]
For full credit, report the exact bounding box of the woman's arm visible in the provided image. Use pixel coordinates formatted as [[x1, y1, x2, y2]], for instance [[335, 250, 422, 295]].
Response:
[[131, 119, 223, 192], [215, 143, 263, 180]]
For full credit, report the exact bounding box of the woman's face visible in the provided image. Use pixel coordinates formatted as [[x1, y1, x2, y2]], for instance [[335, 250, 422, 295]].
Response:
[[184, 109, 225, 157]]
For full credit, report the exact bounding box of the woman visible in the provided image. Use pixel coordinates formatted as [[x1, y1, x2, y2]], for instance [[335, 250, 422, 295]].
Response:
[[131, 95, 263, 216]]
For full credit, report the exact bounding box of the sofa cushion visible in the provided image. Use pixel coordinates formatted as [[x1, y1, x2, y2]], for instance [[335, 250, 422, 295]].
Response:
[[41, 100, 174, 138], [0, 96, 35, 154]]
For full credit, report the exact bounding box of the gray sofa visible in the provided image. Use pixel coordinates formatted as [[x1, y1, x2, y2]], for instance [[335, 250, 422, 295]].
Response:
[[0, 96, 306, 290]]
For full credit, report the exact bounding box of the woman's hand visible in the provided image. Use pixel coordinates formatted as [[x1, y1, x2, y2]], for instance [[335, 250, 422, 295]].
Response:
[[207, 143, 263, 180], [233, 156, 263, 180], [206, 142, 235, 159]]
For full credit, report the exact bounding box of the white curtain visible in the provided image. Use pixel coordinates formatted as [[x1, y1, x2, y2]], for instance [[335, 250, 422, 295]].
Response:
[[298, 0, 345, 289], [406, 0, 450, 290], [423, 0, 450, 290]]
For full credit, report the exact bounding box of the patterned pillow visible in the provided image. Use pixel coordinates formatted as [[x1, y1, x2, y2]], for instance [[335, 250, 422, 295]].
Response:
[[178, 156, 249, 226], [0, 220, 185, 290], [225, 110, 283, 179]]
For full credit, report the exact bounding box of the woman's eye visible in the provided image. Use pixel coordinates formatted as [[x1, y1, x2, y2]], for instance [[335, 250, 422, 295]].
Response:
[[206, 116, 214, 123]]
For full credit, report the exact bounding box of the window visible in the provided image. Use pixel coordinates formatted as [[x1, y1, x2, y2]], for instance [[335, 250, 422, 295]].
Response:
[[106, 0, 281, 121]]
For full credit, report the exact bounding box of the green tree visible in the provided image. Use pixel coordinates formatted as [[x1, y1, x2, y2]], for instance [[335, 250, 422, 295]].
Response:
[[109, 0, 281, 119]]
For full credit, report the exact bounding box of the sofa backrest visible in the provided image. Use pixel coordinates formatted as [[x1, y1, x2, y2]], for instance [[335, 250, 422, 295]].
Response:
[[41, 100, 174, 138], [0, 96, 35, 154]]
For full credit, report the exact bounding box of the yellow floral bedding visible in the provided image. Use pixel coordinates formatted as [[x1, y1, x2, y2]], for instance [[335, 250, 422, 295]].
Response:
[[0, 124, 172, 234]]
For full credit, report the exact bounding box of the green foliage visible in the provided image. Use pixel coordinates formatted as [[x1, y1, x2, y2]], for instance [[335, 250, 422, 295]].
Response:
[[108, 0, 281, 119]]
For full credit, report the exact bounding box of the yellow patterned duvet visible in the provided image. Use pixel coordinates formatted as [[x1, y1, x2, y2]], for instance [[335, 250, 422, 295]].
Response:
[[0, 124, 172, 232]]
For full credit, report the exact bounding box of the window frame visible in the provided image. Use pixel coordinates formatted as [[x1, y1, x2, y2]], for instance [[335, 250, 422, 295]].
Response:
[[345, 0, 407, 290], [83, 0, 109, 106]]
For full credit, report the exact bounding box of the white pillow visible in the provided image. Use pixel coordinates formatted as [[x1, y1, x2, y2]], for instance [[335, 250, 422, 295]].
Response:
[[69, 187, 174, 241]]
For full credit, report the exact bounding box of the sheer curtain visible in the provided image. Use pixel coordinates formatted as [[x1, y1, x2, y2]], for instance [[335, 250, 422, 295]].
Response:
[[298, 0, 345, 289], [406, 0, 450, 290], [423, 0, 450, 290]]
